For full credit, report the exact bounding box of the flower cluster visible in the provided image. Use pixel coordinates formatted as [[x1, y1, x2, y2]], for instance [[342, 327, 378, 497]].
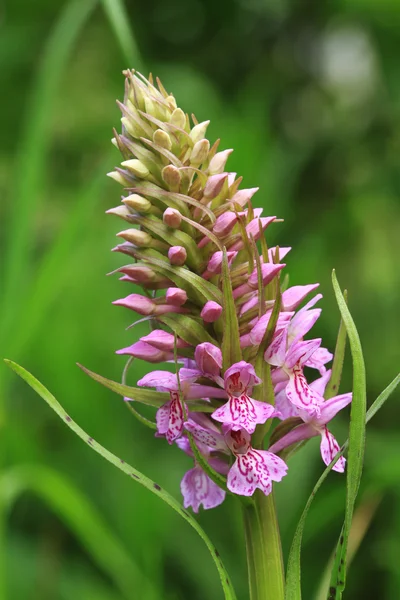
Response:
[[107, 71, 351, 512]]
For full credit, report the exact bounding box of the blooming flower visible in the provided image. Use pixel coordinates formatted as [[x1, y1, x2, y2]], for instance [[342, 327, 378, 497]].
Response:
[[269, 372, 352, 472], [211, 361, 276, 434]]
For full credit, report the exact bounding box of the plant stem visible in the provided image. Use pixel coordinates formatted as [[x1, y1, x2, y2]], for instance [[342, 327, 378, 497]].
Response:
[[242, 491, 285, 600]]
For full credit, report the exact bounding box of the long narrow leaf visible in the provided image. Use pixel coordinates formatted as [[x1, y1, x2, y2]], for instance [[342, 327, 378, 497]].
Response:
[[4, 360, 237, 600], [285, 370, 400, 600], [325, 290, 347, 400], [1, 465, 154, 600], [328, 271, 366, 599], [101, 0, 143, 68]]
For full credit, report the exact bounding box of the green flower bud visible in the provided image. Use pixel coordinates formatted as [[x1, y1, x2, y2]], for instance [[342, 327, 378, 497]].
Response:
[[117, 228, 167, 251], [107, 170, 132, 186], [153, 129, 172, 151], [190, 138, 210, 167], [121, 159, 150, 179], [170, 108, 186, 129], [190, 121, 210, 145], [122, 194, 152, 213], [162, 165, 181, 192]]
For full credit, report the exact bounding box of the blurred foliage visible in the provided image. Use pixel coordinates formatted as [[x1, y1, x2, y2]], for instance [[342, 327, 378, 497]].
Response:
[[1, 0, 399, 598]]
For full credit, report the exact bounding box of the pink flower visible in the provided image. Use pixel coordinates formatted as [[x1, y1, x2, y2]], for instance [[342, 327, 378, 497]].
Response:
[[225, 429, 288, 496], [269, 372, 352, 472], [211, 361, 276, 434], [156, 391, 186, 444], [180, 466, 226, 512]]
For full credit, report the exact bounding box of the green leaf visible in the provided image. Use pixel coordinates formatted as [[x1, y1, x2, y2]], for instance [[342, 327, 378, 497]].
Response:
[[285, 371, 400, 600], [4, 360, 237, 600], [1, 464, 154, 600], [328, 271, 366, 600], [158, 313, 218, 347], [101, 0, 144, 68], [325, 290, 348, 400], [77, 364, 214, 412], [221, 248, 242, 371]]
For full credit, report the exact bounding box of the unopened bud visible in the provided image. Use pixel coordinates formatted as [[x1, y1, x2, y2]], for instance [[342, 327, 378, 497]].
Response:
[[166, 287, 188, 306], [170, 108, 186, 129], [106, 205, 133, 220], [207, 250, 238, 275], [162, 165, 181, 191], [121, 116, 142, 139], [163, 208, 182, 228], [195, 343, 223, 377], [107, 170, 132, 186], [123, 194, 152, 213], [121, 159, 150, 178], [190, 120, 210, 144], [204, 173, 228, 199], [200, 301, 223, 323], [153, 128, 172, 151], [116, 341, 173, 363], [208, 149, 233, 175], [112, 293, 156, 315], [213, 211, 238, 237], [165, 95, 177, 110], [230, 187, 259, 208], [117, 228, 152, 247], [168, 245, 187, 265], [190, 139, 210, 166], [141, 330, 188, 351]]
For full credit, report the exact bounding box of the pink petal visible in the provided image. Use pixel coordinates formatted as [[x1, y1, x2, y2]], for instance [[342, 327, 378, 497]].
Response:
[[181, 466, 226, 512], [138, 370, 178, 390], [156, 393, 185, 444], [285, 339, 321, 370], [269, 423, 317, 454], [281, 284, 320, 311], [227, 449, 287, 496], [274, 388, 300, 420], [318, 393, 352, 425], [264, 329, 288, 367], [288, 308, 321, 344], [211, 395, 275, 434], [184, 421, 227, 452], [308, 369, 332, 397], [285, 366, 322, 419], [304, 347, 333, 374], [224, 361, 261, 395], [320, 427, 346, 472]]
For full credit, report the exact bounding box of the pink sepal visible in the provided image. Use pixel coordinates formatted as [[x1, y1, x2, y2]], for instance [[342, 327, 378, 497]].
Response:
[[181, 467, 225, 512]]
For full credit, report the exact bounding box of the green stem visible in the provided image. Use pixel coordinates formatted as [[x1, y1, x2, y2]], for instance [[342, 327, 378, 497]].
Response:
[[242, 491, 285, 600]]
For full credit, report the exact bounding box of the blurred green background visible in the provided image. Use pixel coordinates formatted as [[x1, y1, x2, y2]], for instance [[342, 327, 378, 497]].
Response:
[[1, 0, 399, 598]]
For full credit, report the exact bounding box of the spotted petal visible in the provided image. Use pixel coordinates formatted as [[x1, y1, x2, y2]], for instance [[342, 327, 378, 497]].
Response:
[[156, 392, 185, 444], [181, 466, 226, 512], [227, 449, 288, 496], [211, 395, 275, 434], [286, 366, 322, 420], [184, 420, 227, 452], [320, 427, 346, 472]]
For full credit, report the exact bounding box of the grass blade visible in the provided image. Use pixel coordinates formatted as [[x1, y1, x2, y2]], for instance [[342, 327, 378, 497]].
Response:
[[4, 359, 237, 600], [101, 0, 143, 68], [324, 290, 347, 400], [328, 270, 366, 599], [1, 464, 155, 600], [0, 0, 98, 353]]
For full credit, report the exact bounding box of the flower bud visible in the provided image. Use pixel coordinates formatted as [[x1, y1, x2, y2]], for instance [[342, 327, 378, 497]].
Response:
[[121, 116, 142, 138], [213, 211, 238, 237], [208, 149, 233, 175], [190, 121, 210, 144], [207, 250, 238, 275], [204, 173, 228, 199], [170, 108, 186, 129], [163, 207, 182, 228], [200, 301, 223, 323], [166, 287, 188, 306], [106, 205, 133, 220], [195, 343, 223, 377], [153, 129, 172, 151], [117, 229, 152, 247], [190, 139, 210, 166], [230, 187, 259, 208], [121, 159, 150, 178], [168, 246, 187, 265], [162, 165, 181, 191], [141, 330, 189, 351], [116, 341, 173, 363], [123, 194, 152, 213], [112, 293, 156, 315], [107, 170, 132, 186], [118, 265, 161, 283]]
